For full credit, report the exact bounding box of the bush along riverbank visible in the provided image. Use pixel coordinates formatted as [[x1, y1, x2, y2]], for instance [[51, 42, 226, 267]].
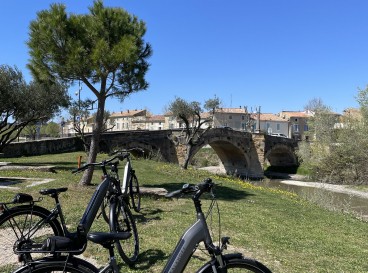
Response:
[[0, 152, 368, 272]]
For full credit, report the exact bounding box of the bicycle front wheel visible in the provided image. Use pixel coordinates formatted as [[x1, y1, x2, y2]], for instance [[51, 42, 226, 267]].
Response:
[[0, 205, 63, 273], [129, 172, 141, 212], [109, 197, 139, 265], [12, 256, 98, 273], [198, 256, 272, 273]]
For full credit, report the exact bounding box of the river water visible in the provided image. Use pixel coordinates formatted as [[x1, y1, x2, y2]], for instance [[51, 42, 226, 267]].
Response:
[[254, 179, 368, 220], [200, 166, 368, 220]]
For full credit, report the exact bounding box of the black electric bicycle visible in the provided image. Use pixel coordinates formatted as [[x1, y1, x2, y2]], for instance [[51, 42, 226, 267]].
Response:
[[100, 149, 141, 224], [0, 154, 139, 272], [12, 178, 272, 273]]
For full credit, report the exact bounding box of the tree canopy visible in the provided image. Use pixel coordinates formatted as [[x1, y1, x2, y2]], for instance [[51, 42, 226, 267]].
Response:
[[168, 96, 220, 169], [0, 65, 69, 150], [27, 0, 152, 185]]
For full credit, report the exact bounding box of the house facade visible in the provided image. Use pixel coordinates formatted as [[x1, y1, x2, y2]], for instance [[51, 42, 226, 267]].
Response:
[[252, 113, 289, 136], [213, 107, 252, 131], [133, 115, 165, 130], [107, 110, 147, 131], [278, 111, 313, 140]]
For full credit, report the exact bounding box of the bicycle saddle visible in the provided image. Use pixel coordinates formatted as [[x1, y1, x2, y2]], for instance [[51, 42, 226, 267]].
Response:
[[39, 187, 68, 196], [87, 232, 131, 248]]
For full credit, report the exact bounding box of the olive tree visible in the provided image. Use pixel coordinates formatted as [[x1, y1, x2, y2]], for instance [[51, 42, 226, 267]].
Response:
[[168, 96, 220, 169], [0, 65, 69, 150], [27, 1, 152, 185]]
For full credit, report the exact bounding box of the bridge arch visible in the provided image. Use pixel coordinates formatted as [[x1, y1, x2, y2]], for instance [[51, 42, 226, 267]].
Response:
[[188, 129, 253, 177], [264, 143, 298, 167]]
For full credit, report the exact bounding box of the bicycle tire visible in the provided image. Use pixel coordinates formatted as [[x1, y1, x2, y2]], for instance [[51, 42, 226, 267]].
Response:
[[12, 256, 98, 273], [197, 256, 272, 273], [0, 205, 63, 273], [109, 196, 139, 265], [129, 172, 141, 212]]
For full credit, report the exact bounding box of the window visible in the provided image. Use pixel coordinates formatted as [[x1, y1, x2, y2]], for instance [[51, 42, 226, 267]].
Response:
[[116, 123, 120, 130], [276, 123, 280, 131], [242, 115, 245, 120], [304, 124, 309, 131], [293, 124, 299, 132], [229, 115, 232, 119]]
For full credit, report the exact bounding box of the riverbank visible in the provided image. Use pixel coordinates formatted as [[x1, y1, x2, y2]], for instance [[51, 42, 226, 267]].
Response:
[[201, 166, 368, 199], [280, 180, 368, 199]]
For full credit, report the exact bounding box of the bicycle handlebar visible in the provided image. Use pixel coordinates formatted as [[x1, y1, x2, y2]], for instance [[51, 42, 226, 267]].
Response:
[[165, 178, 214, 199], [71, 153, 130, 174]]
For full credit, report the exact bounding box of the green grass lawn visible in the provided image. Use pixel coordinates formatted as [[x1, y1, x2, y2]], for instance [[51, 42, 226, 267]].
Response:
[[1, 152, 368, 272]]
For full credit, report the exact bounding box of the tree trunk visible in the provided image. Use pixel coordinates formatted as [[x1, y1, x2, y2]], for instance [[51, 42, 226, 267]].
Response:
[[79, 97, 106, 186], [182, 143, 193, 169]]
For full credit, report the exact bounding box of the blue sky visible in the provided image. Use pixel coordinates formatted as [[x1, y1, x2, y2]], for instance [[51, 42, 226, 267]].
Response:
[[2, 1, 368, 119]]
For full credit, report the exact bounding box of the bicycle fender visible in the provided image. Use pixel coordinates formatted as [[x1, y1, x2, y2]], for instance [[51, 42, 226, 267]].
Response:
[[195, 253, 242, 273], [12, 255, 99, 273]]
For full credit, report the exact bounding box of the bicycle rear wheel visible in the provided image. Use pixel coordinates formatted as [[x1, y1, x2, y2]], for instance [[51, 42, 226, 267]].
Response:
[[0, 205, 63, 273], [198, 256, 272, 273], [12, 256, 98, 273], [109, 196, 139, 265], [129, 172, 141, 212]]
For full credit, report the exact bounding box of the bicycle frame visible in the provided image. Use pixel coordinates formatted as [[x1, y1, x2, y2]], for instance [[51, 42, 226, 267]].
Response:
[[121, 160, 131, 195], [12, 176, 114, 256], [78, 176, 111, 236], [162, 213, 213, 273]]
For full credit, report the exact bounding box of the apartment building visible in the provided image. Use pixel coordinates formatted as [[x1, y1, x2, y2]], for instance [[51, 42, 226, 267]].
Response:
[[252, 113, 289, 136], [107, 109, 147, 131], [133, 115, 165, 130], [213, 107, 252, 131], [279, 111, 313, 140]]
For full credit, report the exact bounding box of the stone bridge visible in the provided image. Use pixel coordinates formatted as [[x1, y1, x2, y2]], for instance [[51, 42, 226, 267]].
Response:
[[3, 128, 298, 179], [97, 128, 298, 178]]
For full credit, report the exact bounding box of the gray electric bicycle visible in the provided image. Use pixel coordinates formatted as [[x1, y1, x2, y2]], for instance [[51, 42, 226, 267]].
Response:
[[12, 178, 272, 273]]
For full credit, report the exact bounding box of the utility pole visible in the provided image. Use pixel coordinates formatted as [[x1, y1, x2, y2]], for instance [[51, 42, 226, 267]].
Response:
[[256, 106, 261, 133]]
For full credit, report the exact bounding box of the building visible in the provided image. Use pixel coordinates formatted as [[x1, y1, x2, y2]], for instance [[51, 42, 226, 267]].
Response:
[[213, 107, 252, 131], [107, 110, 147, 131], [252, 113, 289, 136], [279, 111, 313, 140], [133, 115, 165, 130]]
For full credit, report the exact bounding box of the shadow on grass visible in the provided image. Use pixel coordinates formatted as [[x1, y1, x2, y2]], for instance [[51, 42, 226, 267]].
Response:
[[0, 177, 27, 186], [124, 249, 167, 271], [134, 208, 163, 225], [143, 182, 255, 201]]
